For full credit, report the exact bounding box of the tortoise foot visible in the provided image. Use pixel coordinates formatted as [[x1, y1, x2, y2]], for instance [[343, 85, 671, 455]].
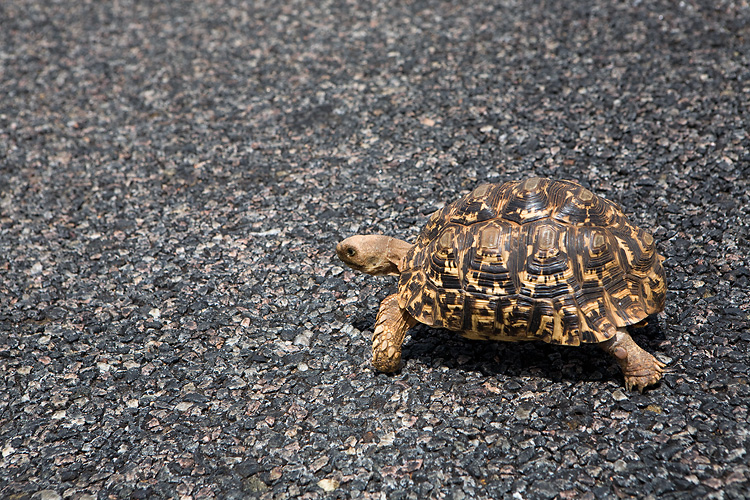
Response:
[[601, 328, 667, 392], [623, 355, 666, 392]]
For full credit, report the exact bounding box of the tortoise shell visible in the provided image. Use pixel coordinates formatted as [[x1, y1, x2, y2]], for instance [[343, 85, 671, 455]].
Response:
[[397, 177, 666, 345]]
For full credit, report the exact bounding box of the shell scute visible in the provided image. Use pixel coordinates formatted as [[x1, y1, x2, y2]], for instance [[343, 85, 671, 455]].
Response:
[[499, 177, 555, 224], [552, 184, 623, 227]]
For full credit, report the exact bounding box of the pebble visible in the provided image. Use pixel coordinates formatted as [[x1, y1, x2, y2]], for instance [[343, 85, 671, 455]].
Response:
[[32, 491, 62, 500], [293, 330, 313, 347], [514, 407, 532, 420], [318, 479, 339, 492], [612, 390, 628, 401]]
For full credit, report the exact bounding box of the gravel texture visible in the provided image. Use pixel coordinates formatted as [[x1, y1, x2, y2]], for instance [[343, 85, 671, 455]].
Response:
[[1, 0, 749, 498]]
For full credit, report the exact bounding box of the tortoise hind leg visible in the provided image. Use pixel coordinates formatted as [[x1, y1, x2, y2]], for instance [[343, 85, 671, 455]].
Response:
[[371, 293, 416, 373], [600, 327, 666, 392]]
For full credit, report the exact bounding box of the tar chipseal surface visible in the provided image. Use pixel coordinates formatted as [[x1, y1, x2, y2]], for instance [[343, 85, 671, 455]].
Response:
[[1, 0, 749, 499]]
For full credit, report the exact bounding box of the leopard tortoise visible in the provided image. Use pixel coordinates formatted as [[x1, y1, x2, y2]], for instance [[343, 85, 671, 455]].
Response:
[[336, 177, 667, 391]]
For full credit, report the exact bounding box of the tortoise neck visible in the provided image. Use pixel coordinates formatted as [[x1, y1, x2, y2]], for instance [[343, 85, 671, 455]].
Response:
[[386, 237, 413, 274]]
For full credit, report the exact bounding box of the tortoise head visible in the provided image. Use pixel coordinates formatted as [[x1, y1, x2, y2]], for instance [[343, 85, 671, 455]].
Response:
[[336, 235, 412, 276]]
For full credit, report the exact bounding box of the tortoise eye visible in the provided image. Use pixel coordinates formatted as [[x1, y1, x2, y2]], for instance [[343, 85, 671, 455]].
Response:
[[346, 247, 356, 257]]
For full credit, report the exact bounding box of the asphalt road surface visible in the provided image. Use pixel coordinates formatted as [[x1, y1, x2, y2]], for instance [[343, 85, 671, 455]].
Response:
[[1, 0, 749, 498]]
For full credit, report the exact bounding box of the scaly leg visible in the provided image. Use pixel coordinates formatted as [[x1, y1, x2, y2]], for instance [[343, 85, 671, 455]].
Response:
[[371, 293, 416, 373], [600, 327, 666, 392]]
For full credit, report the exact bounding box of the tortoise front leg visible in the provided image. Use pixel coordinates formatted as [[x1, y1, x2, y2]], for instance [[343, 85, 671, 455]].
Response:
[[371, 293, 416, 373], [600, 327, 666, 392]]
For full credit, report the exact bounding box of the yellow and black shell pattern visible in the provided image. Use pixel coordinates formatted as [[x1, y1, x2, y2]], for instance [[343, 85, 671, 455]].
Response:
[[397, 177, 666, 345]]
